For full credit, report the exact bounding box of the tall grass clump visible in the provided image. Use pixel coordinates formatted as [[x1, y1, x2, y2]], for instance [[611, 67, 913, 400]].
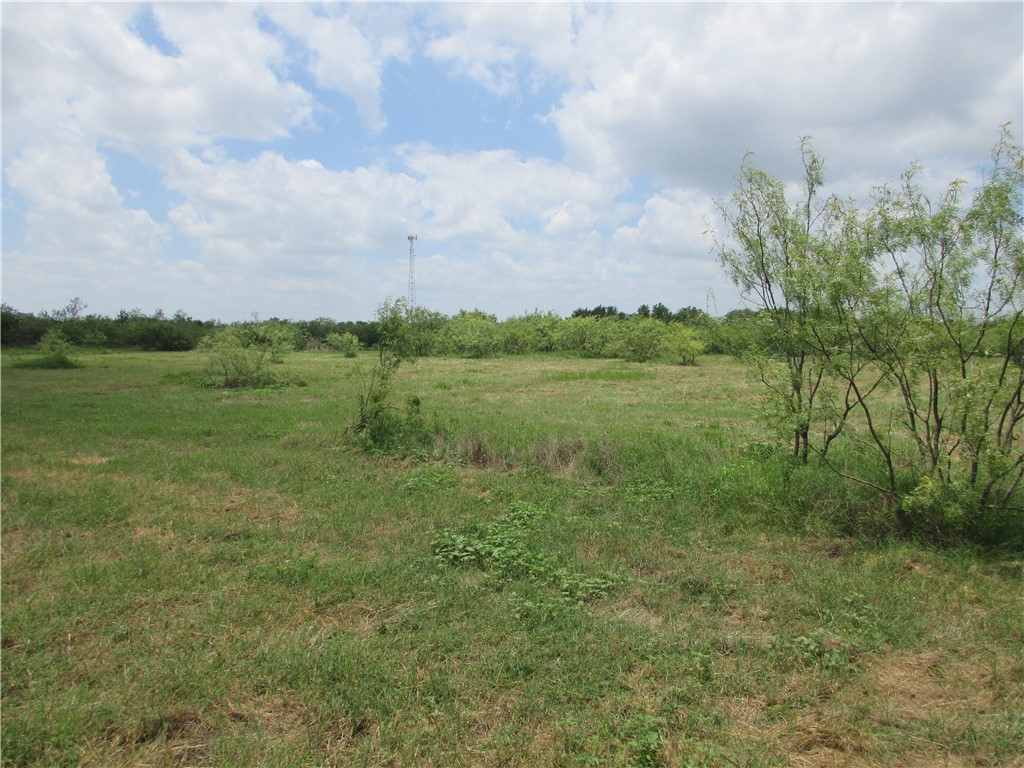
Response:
[[15, 328, 82, 369]]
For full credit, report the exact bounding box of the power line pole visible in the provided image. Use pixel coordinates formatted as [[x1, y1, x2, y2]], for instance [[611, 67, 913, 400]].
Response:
[[407, 234, 417, 312]]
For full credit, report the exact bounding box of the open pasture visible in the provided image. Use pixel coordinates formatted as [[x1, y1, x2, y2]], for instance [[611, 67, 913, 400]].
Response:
[[2, 351, 1021, 767]]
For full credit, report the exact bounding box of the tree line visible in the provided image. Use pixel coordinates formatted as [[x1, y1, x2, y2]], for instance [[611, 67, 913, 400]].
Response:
[[1, 299, 769, 361], [0, 303, 383, 352]]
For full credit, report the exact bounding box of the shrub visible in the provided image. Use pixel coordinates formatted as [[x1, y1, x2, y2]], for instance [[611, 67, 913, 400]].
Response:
[[17, 329, 82, 369], [619, 318, 666, 362], [198, 322, 295, 387], [501, 311, 562, 354], [440, 310, 502, 358], [714, 130, 1024, 540], [325, 332, 360, 357], [554, 316, 621, 358], [659, 325, 706, 365], [352, 298, 438, 454]]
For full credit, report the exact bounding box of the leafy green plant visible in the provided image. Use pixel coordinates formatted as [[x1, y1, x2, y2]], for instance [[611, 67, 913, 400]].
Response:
[[619, 317, 666, 362], [658, 324, 706, 365], [781, 629, 850, 674], [324, 331, 360, 357], [16, 328, 81, 369], [715, 130, 1024, 538], [624, 713, 666, 768], [439, 309, 502, 358], [352, 298, 436, 453], [501, 310, 562, 353], [198, 322, 296, 387], [432, 501, 622, 602], [554, 315, 622, 358]]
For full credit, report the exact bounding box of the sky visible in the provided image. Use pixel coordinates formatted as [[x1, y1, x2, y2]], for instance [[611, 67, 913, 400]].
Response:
[[2, 2, 1022, 322]]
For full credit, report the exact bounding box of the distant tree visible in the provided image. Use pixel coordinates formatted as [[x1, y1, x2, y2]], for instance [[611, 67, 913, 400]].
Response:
[[571, 305, 624, 320], [441, 310, 502, 358], [406, 307, 448, 356], [555, 316, 621, 358], [673, 306, 713, 327], [659, 325, 706, 365], [1, 305, 53, 347], [47, 297, 87, 321], [502, 311, 562, 354], [60, 316, 107, 347], [620, 317, 666, 362], [325, 332, 360, 357], [651, 302, 672, 322]]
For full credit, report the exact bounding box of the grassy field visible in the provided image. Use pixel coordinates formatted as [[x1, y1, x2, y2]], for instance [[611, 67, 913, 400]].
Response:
[[2, 350, 1022, 767]]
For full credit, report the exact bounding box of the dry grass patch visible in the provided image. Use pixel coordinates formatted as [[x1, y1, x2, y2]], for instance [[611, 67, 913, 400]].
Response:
[[867, 648, 1020, 723], [67, 454, 111, 466], [217, 486, 301, 528], [457, 431, 508, 469], [530, 435, 587, 476], [596, 588, 665, 631]]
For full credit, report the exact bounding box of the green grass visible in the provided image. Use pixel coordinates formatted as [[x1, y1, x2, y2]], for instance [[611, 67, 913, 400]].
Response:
[[2, 350, 1022, 767]]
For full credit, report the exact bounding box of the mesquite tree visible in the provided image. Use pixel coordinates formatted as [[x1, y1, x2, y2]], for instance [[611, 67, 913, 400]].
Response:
[[354, 298, 417, 435], [861, 131, 1024, 515], [715, 129, 1024, 527], [714, 139, 838, 462]]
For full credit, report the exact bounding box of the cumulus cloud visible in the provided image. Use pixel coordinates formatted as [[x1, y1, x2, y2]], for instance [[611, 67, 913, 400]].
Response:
[[426, 3, 576, 95], [2, 139, 171, 311], [2, 3, 313, 160], [263, 3, 409, 132], [1, 2, 1019, 321], [550, 3, 1023, 191]]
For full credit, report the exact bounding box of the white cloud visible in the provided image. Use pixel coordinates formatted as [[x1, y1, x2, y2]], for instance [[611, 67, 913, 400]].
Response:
[[2, 139, 172, 312], [2, 2, 1019, 321], [549, 3, 1023, 190], [426, 3, 576, 95], [263, 4, 409, 132], [612, 188, 713, 258], [164, 149, 419, 268], [2, 3, 313, 160], [398, 144, 613, 243]]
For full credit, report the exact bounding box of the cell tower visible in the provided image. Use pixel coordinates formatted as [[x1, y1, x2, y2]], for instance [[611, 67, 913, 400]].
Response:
[[407, 234, 417, 311]]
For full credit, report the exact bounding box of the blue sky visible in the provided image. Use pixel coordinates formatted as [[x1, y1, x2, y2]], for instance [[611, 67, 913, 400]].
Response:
[[3, 2, 1022, 322]]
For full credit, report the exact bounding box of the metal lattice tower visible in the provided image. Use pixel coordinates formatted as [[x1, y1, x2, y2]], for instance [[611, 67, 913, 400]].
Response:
[[407, 235, 417, 310]]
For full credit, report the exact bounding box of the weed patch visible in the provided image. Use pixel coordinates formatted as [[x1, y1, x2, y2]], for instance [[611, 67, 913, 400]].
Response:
[[432, 501, 623, 603]]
